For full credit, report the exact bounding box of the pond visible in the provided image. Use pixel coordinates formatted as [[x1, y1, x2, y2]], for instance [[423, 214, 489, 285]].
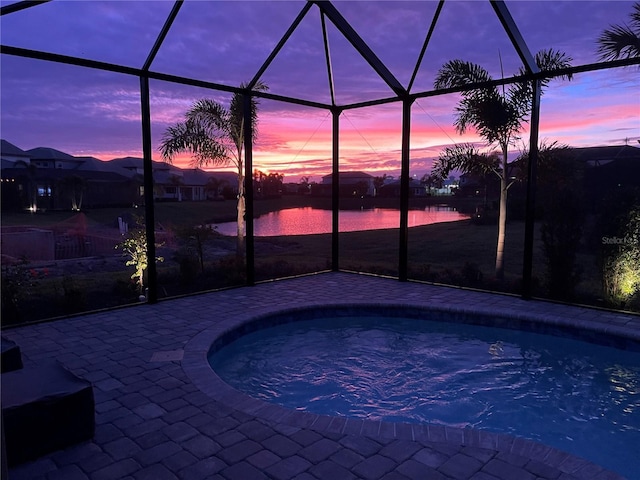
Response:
[[212, 205, 469, 236]]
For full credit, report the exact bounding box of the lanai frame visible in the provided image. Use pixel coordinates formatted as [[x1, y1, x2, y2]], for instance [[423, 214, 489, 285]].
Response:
[[2, 0, 638, 305]]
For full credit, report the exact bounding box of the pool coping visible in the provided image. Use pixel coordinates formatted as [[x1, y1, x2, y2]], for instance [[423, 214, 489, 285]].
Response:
[[182, 299, 637, 479]]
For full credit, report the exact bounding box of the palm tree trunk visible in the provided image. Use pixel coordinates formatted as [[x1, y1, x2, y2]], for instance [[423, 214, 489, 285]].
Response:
[[495, 143, 509, 280], [236, 171, 245, 258]]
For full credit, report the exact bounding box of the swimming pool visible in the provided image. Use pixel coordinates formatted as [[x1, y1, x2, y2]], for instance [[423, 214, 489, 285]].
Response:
[[208, 308, 640, 478]]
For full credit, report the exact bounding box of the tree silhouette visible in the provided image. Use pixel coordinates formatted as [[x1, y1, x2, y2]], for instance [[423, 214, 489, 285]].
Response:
[[597, 2, 640, 61], [159, 81, 268, 257], [433, 49, 572, 279]]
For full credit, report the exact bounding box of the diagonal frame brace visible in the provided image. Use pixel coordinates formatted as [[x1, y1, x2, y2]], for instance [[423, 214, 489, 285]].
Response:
[[0, 0, 50, 16], [249, 2, 314, 90], [491, 0, 539, 74], [321, 11, 336, 106], [312, 0, 406, 97], [142, 0, 183, 72]]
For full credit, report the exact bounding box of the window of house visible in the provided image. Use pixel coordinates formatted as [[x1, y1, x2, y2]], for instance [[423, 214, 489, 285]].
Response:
[[37, 185, 51, 197]]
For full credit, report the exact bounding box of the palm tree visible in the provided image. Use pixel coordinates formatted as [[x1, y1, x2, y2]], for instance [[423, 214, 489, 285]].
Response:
[[433, 49, 572, 279], [159, 81, 268, 256], [58, 174, 87, 211], [597, 2, 640, 61]]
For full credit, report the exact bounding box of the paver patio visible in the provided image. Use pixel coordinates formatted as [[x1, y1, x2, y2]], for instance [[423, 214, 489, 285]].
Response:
[[3, 272, 638, 480]]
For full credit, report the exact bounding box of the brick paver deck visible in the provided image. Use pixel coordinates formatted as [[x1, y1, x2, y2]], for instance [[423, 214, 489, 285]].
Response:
[[3, 272, 638, 480]]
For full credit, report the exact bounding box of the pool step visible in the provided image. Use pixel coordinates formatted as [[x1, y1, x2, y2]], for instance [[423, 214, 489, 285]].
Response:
[[1, 361, 95, 466]]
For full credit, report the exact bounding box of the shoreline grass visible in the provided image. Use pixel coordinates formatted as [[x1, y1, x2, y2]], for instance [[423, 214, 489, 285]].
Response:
[[1, 195, 481, 228]]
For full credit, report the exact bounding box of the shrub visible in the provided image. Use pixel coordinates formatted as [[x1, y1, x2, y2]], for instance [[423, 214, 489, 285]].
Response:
[[61, 274, 86, 313], [116, 220, 164, 295], [540, 188, 584, 300], [602, 206, 640, 308], [174, 247, 199, 285], [1, 258, 44, 323], [460, 262, 483, 287]]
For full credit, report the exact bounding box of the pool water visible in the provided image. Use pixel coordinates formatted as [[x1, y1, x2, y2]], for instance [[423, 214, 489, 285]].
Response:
[[209, 316, 640, 478]]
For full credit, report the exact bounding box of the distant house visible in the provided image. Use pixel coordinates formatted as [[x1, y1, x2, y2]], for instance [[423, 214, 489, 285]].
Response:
[[573, 145, 640, 168], [431, 177, 458, 196], [456, 172, 497, 198], [377, 178, 426, 197], [1, 142, 142, 211], [313, 171, 375, 197], [0, 139, 31, 164], [282, 182, 302, 194], [107, 156, 239, 202], [27, 147, 83, 170], [457, 144, 640, 209], [1, 140, 33, 210], [0, 140, 242, 211], [579, 145, 640, 205], [154, 168, 237, 202]]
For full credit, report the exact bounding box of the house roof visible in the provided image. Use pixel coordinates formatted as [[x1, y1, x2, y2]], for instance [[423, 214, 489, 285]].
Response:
[[182, 169, 215, 186], [27, 146, 79, 162], [322, 171, 373, 179], [0, 141, 244, 187], [1, 158, 21, 170], [379, 178, 422, 188], [152, 169, 237, 187], [74, 156, 139, 178], [573, 145, 640, 166], [587, 149, 640, 178], [110, 156, 181, 173], [1, 139, 30, 158]]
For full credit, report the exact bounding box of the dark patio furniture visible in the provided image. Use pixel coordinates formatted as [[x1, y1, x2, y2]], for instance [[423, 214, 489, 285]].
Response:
[[1, 336, 23, 373], [1, 361, 95, 466]]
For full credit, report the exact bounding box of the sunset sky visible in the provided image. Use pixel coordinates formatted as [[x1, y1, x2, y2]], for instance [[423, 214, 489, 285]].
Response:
[[1, 0, 638, 182]]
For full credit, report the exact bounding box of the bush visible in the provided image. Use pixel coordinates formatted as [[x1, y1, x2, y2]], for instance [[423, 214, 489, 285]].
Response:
[[1, 258, 43, 324], [61, 274, 86, 313], [540, 188, 584, 300], [602, 206, 640, 308], [116, 220, 164, 294], [174, 247, 199, 285], [460, 262, 483, 287]]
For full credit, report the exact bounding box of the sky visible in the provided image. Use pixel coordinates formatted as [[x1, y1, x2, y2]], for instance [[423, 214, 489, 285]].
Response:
[[1, 0, 639, 182]]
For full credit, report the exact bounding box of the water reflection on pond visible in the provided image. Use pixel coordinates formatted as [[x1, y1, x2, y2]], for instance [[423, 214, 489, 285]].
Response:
[[213, 205, 469, 237]]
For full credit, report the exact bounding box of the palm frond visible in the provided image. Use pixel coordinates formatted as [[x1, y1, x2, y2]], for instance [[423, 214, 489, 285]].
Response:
[[159, 120, 228, 168], [515, 141, 575, 186], [434, 60, 494, 90], [597, 24, 640, 60], [632, 3, 640, 29], [597, 3, 640, 61], [509, 48, 573, 118], [186, 99, 230, 137], [432, 143, 500, 180], [535, 49, 573, 83], [159, 81, 268, 171], [159, 123, 191, 162], [456, 92, 523, 143]]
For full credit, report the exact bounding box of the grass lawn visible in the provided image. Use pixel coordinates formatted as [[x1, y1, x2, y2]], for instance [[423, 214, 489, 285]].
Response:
[[2, 197, 616, 323], [257, 220, 527, 283]]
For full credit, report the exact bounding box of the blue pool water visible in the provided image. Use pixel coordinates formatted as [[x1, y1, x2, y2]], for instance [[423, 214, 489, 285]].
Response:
[[209, 315, 640, 478]]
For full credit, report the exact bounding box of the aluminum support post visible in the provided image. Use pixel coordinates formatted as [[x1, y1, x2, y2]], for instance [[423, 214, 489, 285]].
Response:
[[522, 79, 541, 299]]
